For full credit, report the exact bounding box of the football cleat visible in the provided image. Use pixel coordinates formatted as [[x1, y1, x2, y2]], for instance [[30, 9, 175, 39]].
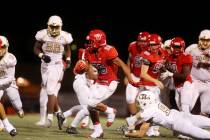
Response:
[[17, 110, 24, 118], [44, 119, 52, 128], [57, 112, 65, 130], [66, 127, 79, 134], [88, 131, 104, 138], [9, 129, 17, 137]]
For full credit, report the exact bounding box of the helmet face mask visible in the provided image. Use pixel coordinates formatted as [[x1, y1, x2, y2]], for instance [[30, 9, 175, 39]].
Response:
[[170, 37, 185, 56], [47, 15, 62, 37], [48, 25, 61, 37], [198, 29, 210, 50], [136, 40, 148, 50], [147, 34, 162, 53], [0, 36, 9, 57], [198, 38, 210, 50], [149, 43, 161, 52], [0, 45, 7, 57]]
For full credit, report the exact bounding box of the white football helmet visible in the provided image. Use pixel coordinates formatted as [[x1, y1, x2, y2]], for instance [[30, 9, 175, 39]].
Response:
[[198, 29, 210, 50], [0, 36, 9, 57], [163, 39, 172, 49], [136, 91, 156, 109], [47, 15, 63, 37], [199, 29, 210, 39]]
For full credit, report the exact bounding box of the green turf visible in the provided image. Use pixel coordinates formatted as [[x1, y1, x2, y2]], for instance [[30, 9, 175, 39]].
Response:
[[0, 114, 181, 140]]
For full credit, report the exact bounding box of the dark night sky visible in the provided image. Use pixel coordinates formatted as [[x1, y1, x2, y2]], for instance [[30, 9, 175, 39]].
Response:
[[0, 0, 210, 64]]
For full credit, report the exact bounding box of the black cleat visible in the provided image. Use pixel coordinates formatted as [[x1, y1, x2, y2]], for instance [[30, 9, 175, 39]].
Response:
[[57, 112, 65, 130], [9, 129, 17, 137], [66, 127, 79, 134]]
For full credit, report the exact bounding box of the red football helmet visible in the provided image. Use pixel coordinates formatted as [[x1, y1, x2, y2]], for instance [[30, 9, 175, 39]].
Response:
[[137, 31, 150, 50], [137, 32, 150, 41], [86, 29, 106, 49], [147, 34, 162, 53], [170, 37, 185, 56]]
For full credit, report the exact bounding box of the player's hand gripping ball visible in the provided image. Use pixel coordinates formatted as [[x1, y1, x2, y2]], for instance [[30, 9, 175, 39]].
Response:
[[73, 60, 88, 74]]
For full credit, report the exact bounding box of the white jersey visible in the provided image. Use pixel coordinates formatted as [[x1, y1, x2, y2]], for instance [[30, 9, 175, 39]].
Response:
[[140, 102, 179, 129], [185, 44, 210, 81], [35, 29, 73, 65], [0, 53, 17, 89]]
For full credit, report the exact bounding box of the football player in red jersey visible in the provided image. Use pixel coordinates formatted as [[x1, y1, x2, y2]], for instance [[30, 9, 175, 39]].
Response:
[[139, 33, 165, 136], [124, 32, 150, 116], [161, 37, 193, 139], [161, 37, 193, 112], [66, 29, 136, 138]]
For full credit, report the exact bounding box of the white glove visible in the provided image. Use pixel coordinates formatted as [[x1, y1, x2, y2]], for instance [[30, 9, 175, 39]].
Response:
[[160, 70, 173, 80]]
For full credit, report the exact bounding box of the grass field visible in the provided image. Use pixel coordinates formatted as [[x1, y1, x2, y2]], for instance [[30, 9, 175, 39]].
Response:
[[1, 114, 182, 140]]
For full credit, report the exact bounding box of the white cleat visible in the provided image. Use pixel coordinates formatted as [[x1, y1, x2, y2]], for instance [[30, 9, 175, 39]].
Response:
[[89, 130, 104, 138], [146, 127, 160, 137], [17, 110, 24, 118], [177, 134, 192, 140], [44, 119, 52, 128], [35, 121, 46, 126]]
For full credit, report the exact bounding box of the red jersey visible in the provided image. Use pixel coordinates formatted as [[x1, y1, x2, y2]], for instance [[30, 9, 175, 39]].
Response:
[[140, 51, 165, 86], [166, 53, 193, 87], [128, 41, 144, 77], [159, 47, 170, 59], [79, 45, 119, 85]]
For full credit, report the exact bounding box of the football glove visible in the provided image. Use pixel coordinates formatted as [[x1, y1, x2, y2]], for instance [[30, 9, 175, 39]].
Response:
[[39, 53, 51, 63], [160, 70, 173, 80]]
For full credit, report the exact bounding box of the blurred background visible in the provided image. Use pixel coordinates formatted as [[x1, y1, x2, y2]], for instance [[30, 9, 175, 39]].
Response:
[[0, 0, 209, 117]]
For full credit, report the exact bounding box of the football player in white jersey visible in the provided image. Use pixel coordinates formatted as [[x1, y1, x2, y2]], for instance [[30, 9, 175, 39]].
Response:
[[0, 35, 24, 119], [0, 36, 21, 136], [34, 15, 73, 127], [185, 29, 210, 116], [125, 91, 210, 139]]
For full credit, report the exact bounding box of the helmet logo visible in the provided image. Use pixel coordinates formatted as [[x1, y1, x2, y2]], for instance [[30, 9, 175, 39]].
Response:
[[139, 94, 150, 100], [94, 33, 103, 41]]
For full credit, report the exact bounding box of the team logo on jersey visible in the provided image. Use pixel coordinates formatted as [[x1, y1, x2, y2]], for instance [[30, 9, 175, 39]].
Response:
[[45, 42, 61, 53]]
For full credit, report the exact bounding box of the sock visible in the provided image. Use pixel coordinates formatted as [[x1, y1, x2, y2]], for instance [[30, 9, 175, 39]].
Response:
[[105, 107, 113, 114], [0, 120, 4, 128], [2, 118, 14, 133], [47, 114, 53, 121], [40, 106, 47, 122]]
